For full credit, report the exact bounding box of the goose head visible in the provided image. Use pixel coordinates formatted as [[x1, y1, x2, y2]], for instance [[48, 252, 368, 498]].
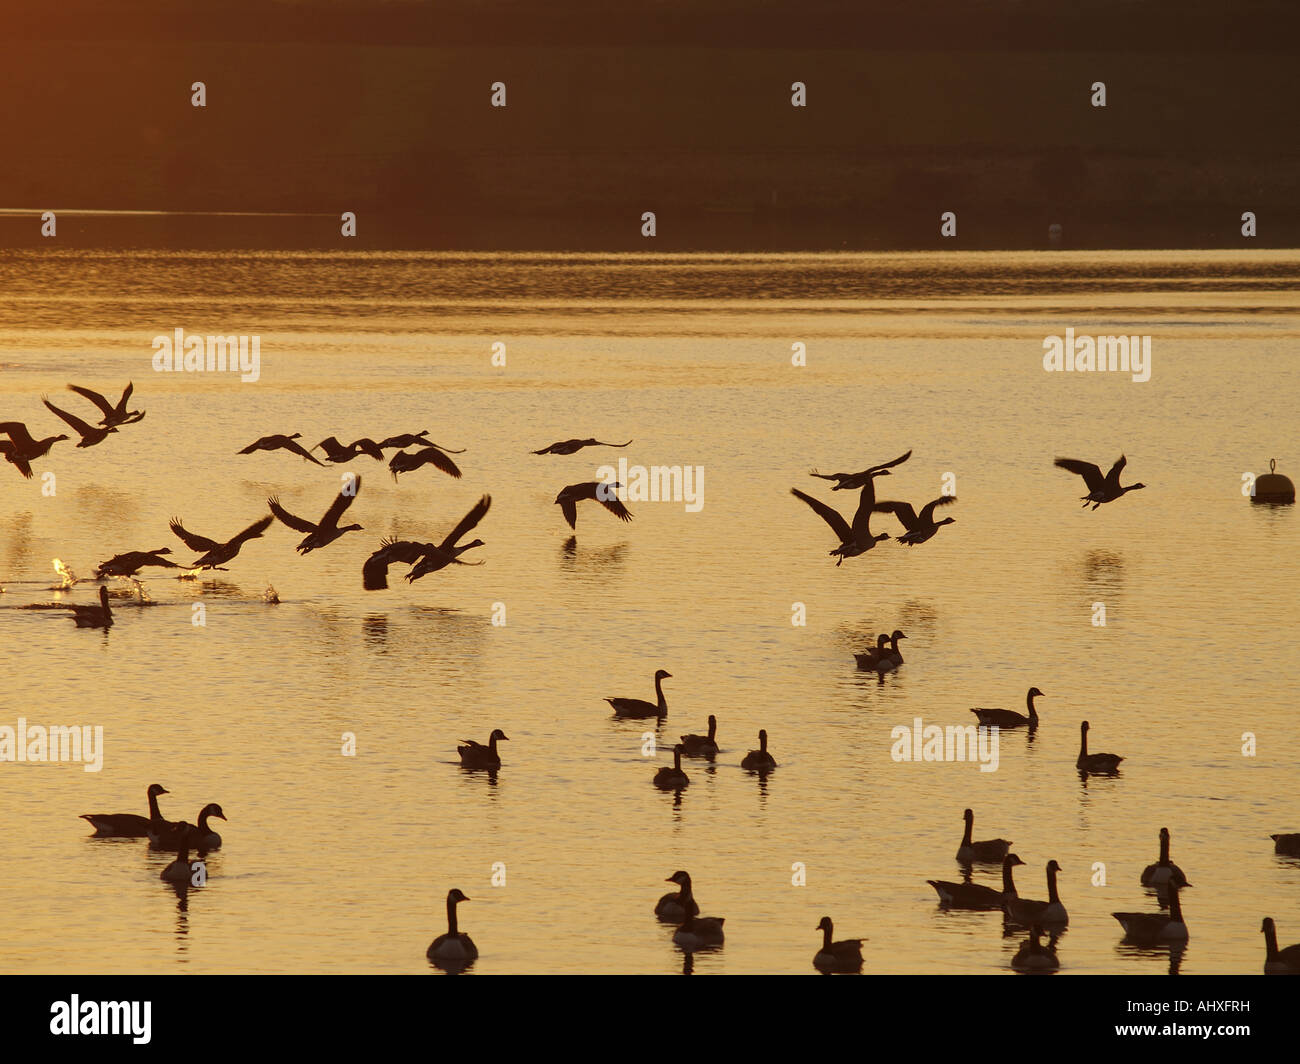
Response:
[[1127, 482, 1147, 492], [654, 670, 672, 681], [963, 807, 974, 824], [757, 728, 768, 747], [447, 888, 470, 905], [1005, 853, 1026, 868], [1261, 917, 1276, 936], [1046, 859, 1062, 874], [488, 729, 509, 743], [937, 516, 956, 526], [889, 630, 906, 643], [457, 538, 485, 553], [666, 870, 692, 888], [341, 523, 364, 533], [98, 586, 111, 608], [816, 916, 834, 933], [200, 803, 227, 823], [148, 784, 169, 799], [1080, 720, 1091, 735], [1028, 687, 1044, 698], [53, 434, 70, 444]]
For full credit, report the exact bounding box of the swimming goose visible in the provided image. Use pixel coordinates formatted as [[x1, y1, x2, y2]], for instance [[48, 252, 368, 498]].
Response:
[[42, 397, 118, 448], [362, 495, 490, 589], [169, 514, 274, 569], [1005, 860, 1068, 926], [533, 438, 632, 456], [389, 445, 463, 481], [1271, 833, 1300, 856], [155, 803, 227, 852], [956, 808, 1012, 864], [94, 547, 181, 578], [1113, 880, 1190, 943], [653, 745, 690, 789], [80, 783, 170, 837], [679, 715, 719, 757], [0, 420, 68, 478], [859, 629, 906, 673], [1011, 926, 1060, 971], [813, 916, 865, 973], [1076, 720, 1123, 774], [1054, 455, 1146, 509], [69, 585, 113, 628], [237, 433, 325, 466], [555, 481, 632, 530], [315, 436, 384, 462], [673, 910, 725, 949], [655, 871, 702, 922], [1140, 827, 1188, 888], [971, 688, 1044, 730], [1262, 918, 1300, 974], [458, 729, 508, 769], [790, 474, 892, 565], [807, 449, 912, 489], [66, 382, 145, 427], [160, 834, 196, 883], [606, 669, 671, 719], [268, 478, 364, 554], [740, 729, 777, 771], [925, 866, 1008, 910], [427, 889, 478, 965], [854, 633, 891, 670], [379, 431, 464, 451], [876, 495, 958, 545]]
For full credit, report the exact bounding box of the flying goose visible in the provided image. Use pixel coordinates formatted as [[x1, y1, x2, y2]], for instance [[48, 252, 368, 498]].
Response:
[[427, 889, 478, 966], [1054, 455, 1146, 509], [876, 495, 957, 545], [813, 916, 865, 973], [807, 449, 912, 489], [362, 495, 490, 589], [1011, 925, 1060, 971], [1113, 880, 1189, 943], [1076, 720, 1123, 774], [80, 783, 170, 837], [956, 808, 1012, 864], [1005, 860, 1068, 926], [790, 474, 892, 565], [555, 481, 632, 530], [679, 715, 718, 757], [66, 382, 145, 427], [170, 514, 274, 570], [1140, 828, 1188, 888], [605, 669, 671, 719], [740, 729, 776, 771], [673, 910, 725, 950], [971, 688, 1044, 730], [458, 729, 508, 770], [237, 433, 325, 466], [268, 478, 364, 554], [69, 585, 113, 629], [379, 431, 463, 451], [653, 745, 690, 789], [389, 445, 463, 481], [655, 871, 702, 922], [42, 397, 118, 447], [94, 548, 181, 578], [1262, 918, 1300, 974], [533, 438, 632, 455], [315, 436, 384, 462], [0, 420, 68, 477]]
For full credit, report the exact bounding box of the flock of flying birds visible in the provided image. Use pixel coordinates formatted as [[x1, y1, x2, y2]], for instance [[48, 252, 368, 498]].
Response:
[[9, 381, 1297, 973]]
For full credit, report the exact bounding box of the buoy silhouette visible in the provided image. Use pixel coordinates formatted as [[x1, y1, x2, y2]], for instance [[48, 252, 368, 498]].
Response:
[[1252, 459, 1295, 504]]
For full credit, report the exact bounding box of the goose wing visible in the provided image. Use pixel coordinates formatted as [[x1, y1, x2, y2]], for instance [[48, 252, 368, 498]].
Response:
[[169, 518, 220, 553], [0, 421, 38, 449], [597, 492, 632, 522], [440, 495, 492, 550], [237, 436, 271, 454], [227, 514, 275, 548], [593, 439, 632, 447], [873, 499, 919, 529], [284, 438, 326, 465], [42, 398, 96, 437], [350, 437, 385, 460], [1104, 454, 1128, 485], [413, 446, 463, 478], [2, 445, 33, 478], [66, 383, 116, 418], [867, 448, 912, 473], [1054, 458, 1106, 492], [559, 498, 578, 529], [918, 495, 957, 525], [790, 488, 852, 541], [268, 497, 319, 534], [318, 477, 362, 529]]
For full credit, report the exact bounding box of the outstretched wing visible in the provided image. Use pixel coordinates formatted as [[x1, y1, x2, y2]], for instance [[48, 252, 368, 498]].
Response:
[[42, 398, 96, 437], [873, 499, 919, 530], [560, 498, 578, 529], [285, 439, 326, 465], [867, 449, 912, 474], [66, 384, 115, 418], [1054, 458, 1105, 492], [350, 438, 385, 460], [414, 446, 462, 478], [169, 518, 220, 553], [790, 488, 852, 541], [918, 495, 957, 525], [319, 476, 362, 528], [440, 495, 492, 550], [268, 496, 318, 534], [0, 422, 37, 449], [1105, 454, 1128, 485], [597, 492, 632, 522], [228, 514, 275, 547]]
